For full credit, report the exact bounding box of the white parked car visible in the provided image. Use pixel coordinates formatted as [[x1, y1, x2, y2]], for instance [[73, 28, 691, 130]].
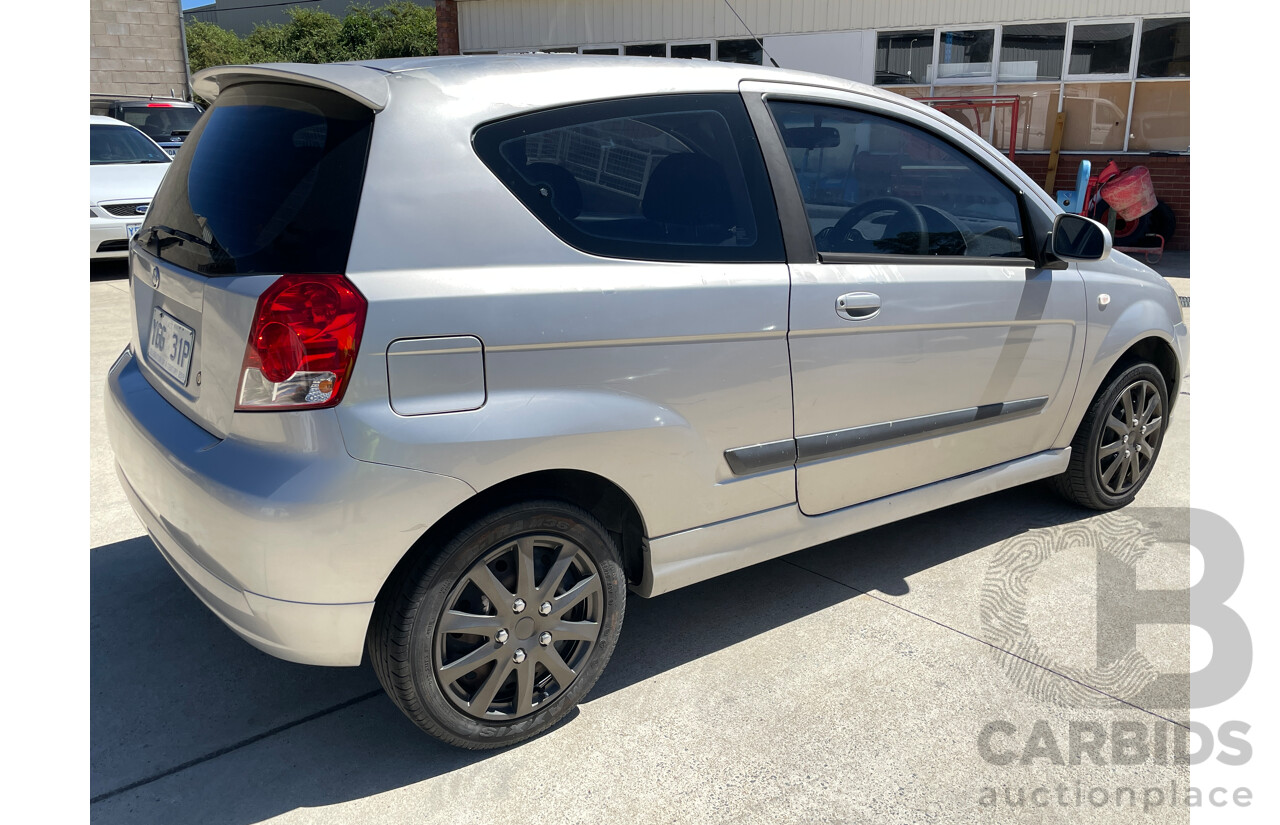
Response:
[[90, 115, 170, 260]]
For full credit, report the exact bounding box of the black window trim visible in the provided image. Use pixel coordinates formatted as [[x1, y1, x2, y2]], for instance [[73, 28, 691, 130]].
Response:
[[472, 92, 787, 265], [748, 89, 1044, 268]]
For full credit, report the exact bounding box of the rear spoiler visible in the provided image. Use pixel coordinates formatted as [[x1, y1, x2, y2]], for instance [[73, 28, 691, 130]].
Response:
[[193, 63, 391, 111]]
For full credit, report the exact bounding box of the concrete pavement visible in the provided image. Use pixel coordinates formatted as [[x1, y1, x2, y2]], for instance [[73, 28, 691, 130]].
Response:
[[90, 256, 1192, 824]]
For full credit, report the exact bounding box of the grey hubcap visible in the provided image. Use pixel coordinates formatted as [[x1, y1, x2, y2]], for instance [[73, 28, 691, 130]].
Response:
[[1097, 379, 1162, 496], [433, 534, 603, 720]]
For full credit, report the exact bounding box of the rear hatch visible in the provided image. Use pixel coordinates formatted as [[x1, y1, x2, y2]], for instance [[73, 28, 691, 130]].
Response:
[[129, 81, 375, 438]]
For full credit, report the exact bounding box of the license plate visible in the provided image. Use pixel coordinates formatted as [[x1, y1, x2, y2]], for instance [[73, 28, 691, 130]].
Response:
[[147, 307, 195, 386], [126, 223, 141, 238]]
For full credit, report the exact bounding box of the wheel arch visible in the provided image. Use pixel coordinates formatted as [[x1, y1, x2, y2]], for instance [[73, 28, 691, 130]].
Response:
[[1056, 326, 1181, 450], [371, 469, 650, 616]]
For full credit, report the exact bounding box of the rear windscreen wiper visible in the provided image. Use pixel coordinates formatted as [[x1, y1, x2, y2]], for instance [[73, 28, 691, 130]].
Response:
[[146, 224, 216, 252]]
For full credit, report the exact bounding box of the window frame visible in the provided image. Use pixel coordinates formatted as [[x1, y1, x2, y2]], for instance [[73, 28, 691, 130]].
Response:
[[472, 93, 786, 265], [872, 15, 1190, 156], [1063, 19, 1140, 82], [667, 40, 713, 60], [932, 26, 1002, 86], [997, 21, 1068, 83], [747, 90, 1040, 267]]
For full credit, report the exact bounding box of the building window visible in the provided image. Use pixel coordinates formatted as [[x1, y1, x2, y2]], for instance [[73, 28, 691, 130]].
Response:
[[1061, 82, 1131, 151], [875, 30, 933, 85], [1137, 17, 1189, 77], [583, 47, 620, 56], [875, 16, 1189, 154], [1129, 80, 1189, 151], [1067, 22, 1135, 77], [625, 43, 665, 57], [671, 43, 711, 60], [716, 39, 763, 65], [998, 23, 1066, 81], [937, 29, 995, 81]]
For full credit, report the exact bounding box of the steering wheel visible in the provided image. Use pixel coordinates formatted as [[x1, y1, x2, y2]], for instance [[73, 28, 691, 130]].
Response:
[[917, 204, 974, 256], [825, 197, 929, 254]]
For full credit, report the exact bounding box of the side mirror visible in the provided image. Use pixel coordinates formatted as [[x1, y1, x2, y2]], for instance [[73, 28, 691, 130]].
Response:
[[1050, 213, 1112, 262]]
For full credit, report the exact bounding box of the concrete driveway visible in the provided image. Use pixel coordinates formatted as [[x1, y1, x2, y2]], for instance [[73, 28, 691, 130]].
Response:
[[90, 256, 1192, 824]]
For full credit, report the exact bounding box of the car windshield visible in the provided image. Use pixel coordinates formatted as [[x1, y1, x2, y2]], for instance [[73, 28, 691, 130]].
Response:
[[91, 124, 170, 165], [119, 104, 203, 138]]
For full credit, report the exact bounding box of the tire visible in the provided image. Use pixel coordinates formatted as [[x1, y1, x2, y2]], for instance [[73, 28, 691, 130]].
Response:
[[367, 500, 627, 748], [1146, 200, 1177, 247], [1052, 363, 1168, 510], [1089, 200, 1150, 245]]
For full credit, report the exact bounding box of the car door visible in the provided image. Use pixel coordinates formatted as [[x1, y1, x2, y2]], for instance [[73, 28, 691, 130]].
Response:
[[742, 82, 1086, 516]]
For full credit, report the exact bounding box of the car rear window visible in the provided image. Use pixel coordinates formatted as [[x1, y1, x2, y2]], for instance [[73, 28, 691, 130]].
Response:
[[473, 94, 784, 263], [138, 83, 373, 276], [119, 104, 204, 138]]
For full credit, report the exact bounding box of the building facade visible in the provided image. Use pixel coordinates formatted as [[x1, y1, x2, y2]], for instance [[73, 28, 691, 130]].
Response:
[[454, 0, 1190, 248], [184, 0, 436, 36], [90, 0, 190, 99]]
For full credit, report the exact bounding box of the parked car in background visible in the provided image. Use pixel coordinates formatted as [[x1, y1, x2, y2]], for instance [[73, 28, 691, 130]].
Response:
[[90, 95, 204, 156], [106, 55, 1187, 750], [90, 115, 170, 260]]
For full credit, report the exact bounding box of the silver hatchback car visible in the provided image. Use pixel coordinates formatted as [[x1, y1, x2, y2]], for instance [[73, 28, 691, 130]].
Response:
[[106, 55, 1187, 748]]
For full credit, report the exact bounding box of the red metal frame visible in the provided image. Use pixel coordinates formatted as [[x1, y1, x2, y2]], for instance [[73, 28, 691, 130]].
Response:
[[918, 95, 1021, 161]]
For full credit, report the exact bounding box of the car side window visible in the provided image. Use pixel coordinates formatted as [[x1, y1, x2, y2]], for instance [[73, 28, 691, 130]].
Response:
[[766, 99, 1026, 259], [474, 94, 784, 263]]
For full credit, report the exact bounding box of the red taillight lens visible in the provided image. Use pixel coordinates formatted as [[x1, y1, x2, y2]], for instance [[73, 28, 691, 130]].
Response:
[[146, 102, 174, 107], [236, 274, 367, 411]]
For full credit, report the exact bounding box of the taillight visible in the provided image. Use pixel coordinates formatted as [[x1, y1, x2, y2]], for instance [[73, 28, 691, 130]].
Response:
[[236, 274, 366, 411]]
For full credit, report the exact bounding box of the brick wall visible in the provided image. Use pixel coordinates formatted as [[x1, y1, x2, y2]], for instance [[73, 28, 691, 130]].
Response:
[[1013, 153, 1190, 251], [90, 0, 188, 99], [437, 0, 459, 55]]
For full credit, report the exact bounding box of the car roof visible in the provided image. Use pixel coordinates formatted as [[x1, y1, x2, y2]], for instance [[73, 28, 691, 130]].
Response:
[[91, 115, 133, 126], [194, 53, 912, 115]]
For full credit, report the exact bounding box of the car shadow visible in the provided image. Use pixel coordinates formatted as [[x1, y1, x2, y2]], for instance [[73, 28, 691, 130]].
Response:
[[90, 482, 1093, 824], [90, 259, 130, 281]]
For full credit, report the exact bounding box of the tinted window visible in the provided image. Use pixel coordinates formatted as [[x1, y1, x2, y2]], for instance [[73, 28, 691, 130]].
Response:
[[90, 124, 170, 165], [717, 39, 763, 65], [1137, 17, 1190, 78], [671, 43, 711, 60], [119, 104, 203, 138], [938, 29, 995, 79], [474, 94, 784, 263], [999, 23, 1067, 81], [1069, 23, 1134, 75], [767, 100, 1026, 258], [138, 83, 373, 276], [875, 30, 933, 85]]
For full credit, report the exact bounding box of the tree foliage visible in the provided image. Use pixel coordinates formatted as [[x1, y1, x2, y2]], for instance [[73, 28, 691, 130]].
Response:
[[185, 2, 437, 75]]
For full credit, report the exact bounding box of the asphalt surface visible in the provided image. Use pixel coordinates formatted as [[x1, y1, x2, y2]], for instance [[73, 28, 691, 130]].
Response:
[[90, 253, 1192, 824]]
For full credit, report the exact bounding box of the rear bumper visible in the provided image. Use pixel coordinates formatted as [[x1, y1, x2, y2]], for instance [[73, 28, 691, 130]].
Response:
[[105, 346, 476, 666]]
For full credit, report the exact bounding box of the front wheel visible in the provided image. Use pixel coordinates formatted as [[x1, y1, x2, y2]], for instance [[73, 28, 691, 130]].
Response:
[[368, 500, 627, 748], [1052, 363, 1168, 510]]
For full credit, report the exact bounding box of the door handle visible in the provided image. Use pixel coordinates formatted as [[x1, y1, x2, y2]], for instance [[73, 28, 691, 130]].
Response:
[[836, 292, 881, 320]]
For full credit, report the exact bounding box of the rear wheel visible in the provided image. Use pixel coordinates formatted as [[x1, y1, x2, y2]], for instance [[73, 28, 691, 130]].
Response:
[[1052, 363, 1168, 510], [368, 500, 626, 748]]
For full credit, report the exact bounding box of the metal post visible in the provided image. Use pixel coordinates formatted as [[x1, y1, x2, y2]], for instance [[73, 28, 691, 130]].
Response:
[[177, 0, 193, 101]]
